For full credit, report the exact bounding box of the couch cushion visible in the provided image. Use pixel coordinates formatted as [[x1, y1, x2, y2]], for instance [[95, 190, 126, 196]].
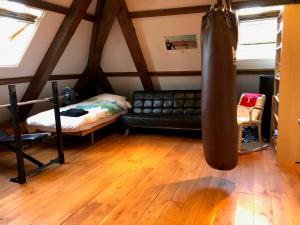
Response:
[[121, 113, 201, 130], [131, 90, 201, 116]]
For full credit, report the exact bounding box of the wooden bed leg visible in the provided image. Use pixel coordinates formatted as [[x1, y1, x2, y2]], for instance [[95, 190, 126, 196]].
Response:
[[90, 132, 95, 145], [125, 127, 130, 136]]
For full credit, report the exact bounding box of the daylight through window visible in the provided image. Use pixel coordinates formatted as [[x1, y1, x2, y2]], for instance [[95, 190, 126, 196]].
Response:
[[0, 1, 43, 67], [237, 6, 283, 61]]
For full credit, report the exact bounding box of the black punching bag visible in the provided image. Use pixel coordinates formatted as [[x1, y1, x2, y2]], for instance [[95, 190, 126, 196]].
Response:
[[201, 1, 238, 170]]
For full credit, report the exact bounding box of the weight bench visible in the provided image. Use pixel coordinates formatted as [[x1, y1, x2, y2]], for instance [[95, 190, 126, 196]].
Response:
[[0, 132, 51, 143], [0, 82, 65, 184], [0, 132, 60, 182]]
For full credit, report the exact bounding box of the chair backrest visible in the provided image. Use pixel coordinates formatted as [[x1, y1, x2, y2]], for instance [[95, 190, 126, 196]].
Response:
[[131, 90, 201, 115], [237, 93, 266, 121]]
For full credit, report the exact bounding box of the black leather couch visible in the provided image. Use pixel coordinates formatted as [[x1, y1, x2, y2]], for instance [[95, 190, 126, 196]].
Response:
[[121, 90, 201, 133]]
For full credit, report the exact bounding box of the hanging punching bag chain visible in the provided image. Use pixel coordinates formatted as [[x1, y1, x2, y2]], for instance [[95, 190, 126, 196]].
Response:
[[206, 0, 232, 30], [210, 0, 229, 11]]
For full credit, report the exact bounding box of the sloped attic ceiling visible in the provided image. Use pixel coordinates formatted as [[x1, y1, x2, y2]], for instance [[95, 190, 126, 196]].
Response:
[[0, 0, 283, 123]]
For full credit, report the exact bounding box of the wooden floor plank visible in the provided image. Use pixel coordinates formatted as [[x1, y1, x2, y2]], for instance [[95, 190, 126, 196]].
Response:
[[253, 153, 273, 225], [155, 160, 215, 225], [136, 142, 204, 225], [96, 141, 194, 225], [234, 192, 254, 225], [0, 134, 298, 225], [62, 137, 181, 225], [0, 136, 175, 224], [213, 209, 235, 225]]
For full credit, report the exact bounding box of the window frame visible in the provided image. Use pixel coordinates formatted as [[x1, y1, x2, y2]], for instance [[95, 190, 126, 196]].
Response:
[[236, 10, 280, 61], [0, 2, 44, 67]]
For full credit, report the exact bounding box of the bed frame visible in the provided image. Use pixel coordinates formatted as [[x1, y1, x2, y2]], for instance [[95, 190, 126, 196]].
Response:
[[62, 117, 119, 144]]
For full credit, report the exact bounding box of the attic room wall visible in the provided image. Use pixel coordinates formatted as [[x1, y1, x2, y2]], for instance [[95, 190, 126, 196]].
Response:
[[0, 9, 93, 124], [101, 10, 271, 100]]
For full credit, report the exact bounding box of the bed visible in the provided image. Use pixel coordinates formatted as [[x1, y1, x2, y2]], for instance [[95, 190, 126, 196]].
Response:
[[26, 94, 131, 144]]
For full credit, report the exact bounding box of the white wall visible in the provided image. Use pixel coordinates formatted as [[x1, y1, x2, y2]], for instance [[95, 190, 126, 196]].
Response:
[[133, 14, 203, 71], [101, 19, 137, 72], [100, 6, 273, 100]]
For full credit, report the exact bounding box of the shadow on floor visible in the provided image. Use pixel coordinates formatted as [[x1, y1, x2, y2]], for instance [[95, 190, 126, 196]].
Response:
[[150, 176, 236, 223]]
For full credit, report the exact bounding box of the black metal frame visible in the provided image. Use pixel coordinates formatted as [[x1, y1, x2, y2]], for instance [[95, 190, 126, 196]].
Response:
[[1, 81, 65, 184]]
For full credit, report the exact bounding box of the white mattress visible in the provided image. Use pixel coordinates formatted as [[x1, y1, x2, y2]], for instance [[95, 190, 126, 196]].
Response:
[[26, 95, 129, 133], [26, 110, 127, 133]]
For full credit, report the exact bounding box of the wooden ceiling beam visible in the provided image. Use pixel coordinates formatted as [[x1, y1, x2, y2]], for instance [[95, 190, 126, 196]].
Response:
[[75, 0, 114, 98], [239, 10, 280, 21], [0, 75, 80, 86], [75, 0, 122, 97], [117, 0, 154, 91], [20, 0, 92, 119], [233, 0, 300, 8], [8, 0, 95, 22], [130, 0, 300, 18], [104, 69, 275, 77]]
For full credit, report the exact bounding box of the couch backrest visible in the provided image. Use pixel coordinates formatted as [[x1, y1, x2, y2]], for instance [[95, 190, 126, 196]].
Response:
[[132, 90, 201, 115]]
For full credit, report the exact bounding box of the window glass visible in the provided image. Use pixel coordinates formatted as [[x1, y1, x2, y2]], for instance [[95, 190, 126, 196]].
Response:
[[0, 1, 44, 67], [237, 19, 277, 60], [237, 6, 283, 61]]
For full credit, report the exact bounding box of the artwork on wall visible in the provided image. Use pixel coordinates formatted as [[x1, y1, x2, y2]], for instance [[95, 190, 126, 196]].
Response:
[[164, 34, 198, 51]]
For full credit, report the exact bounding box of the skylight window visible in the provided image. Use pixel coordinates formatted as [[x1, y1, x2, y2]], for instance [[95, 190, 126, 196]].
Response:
[[0, 1, 44, 67], [236, 6, 283, 61]]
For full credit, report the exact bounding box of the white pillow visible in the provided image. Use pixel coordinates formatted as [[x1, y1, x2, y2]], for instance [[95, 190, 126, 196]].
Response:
[[93, 93, 131, 109]]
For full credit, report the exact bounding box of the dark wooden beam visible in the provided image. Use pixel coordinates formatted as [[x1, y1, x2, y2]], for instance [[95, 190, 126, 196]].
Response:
[[104, 72, 140, 77], [0, 74, 80, 86], [75, 0, 122, 97], [75, 0, 114, 98], [87, 0, 121, 74], [49, 74, 80, 80], [105, 69, 275, 77], [20, 0, 92, 119], [239, 11, 280, 21], [233, 0, 300, 9], [0, 77, 31, 85], [130, 0, 300, 18], [117, 0, 154, 91], [236, 69, 274, 75], [8, 0, 95, 22]]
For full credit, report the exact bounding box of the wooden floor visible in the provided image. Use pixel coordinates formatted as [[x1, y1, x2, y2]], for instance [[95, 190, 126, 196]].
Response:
[[0, 132, 299, 225]]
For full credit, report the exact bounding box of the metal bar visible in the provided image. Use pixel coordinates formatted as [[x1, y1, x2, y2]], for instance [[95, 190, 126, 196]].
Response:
[[0, 97, 53, 109], [0, 95, 67, 109], [90, 132, 95, 145], [51, 81, 65, 164], [26, 158, 61, 177], [8, 85, 26, 184], [1, 143, 44, 167]]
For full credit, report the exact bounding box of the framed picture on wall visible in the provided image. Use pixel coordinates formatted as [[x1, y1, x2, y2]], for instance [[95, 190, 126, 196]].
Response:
[[164, 34, 198, 51]]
